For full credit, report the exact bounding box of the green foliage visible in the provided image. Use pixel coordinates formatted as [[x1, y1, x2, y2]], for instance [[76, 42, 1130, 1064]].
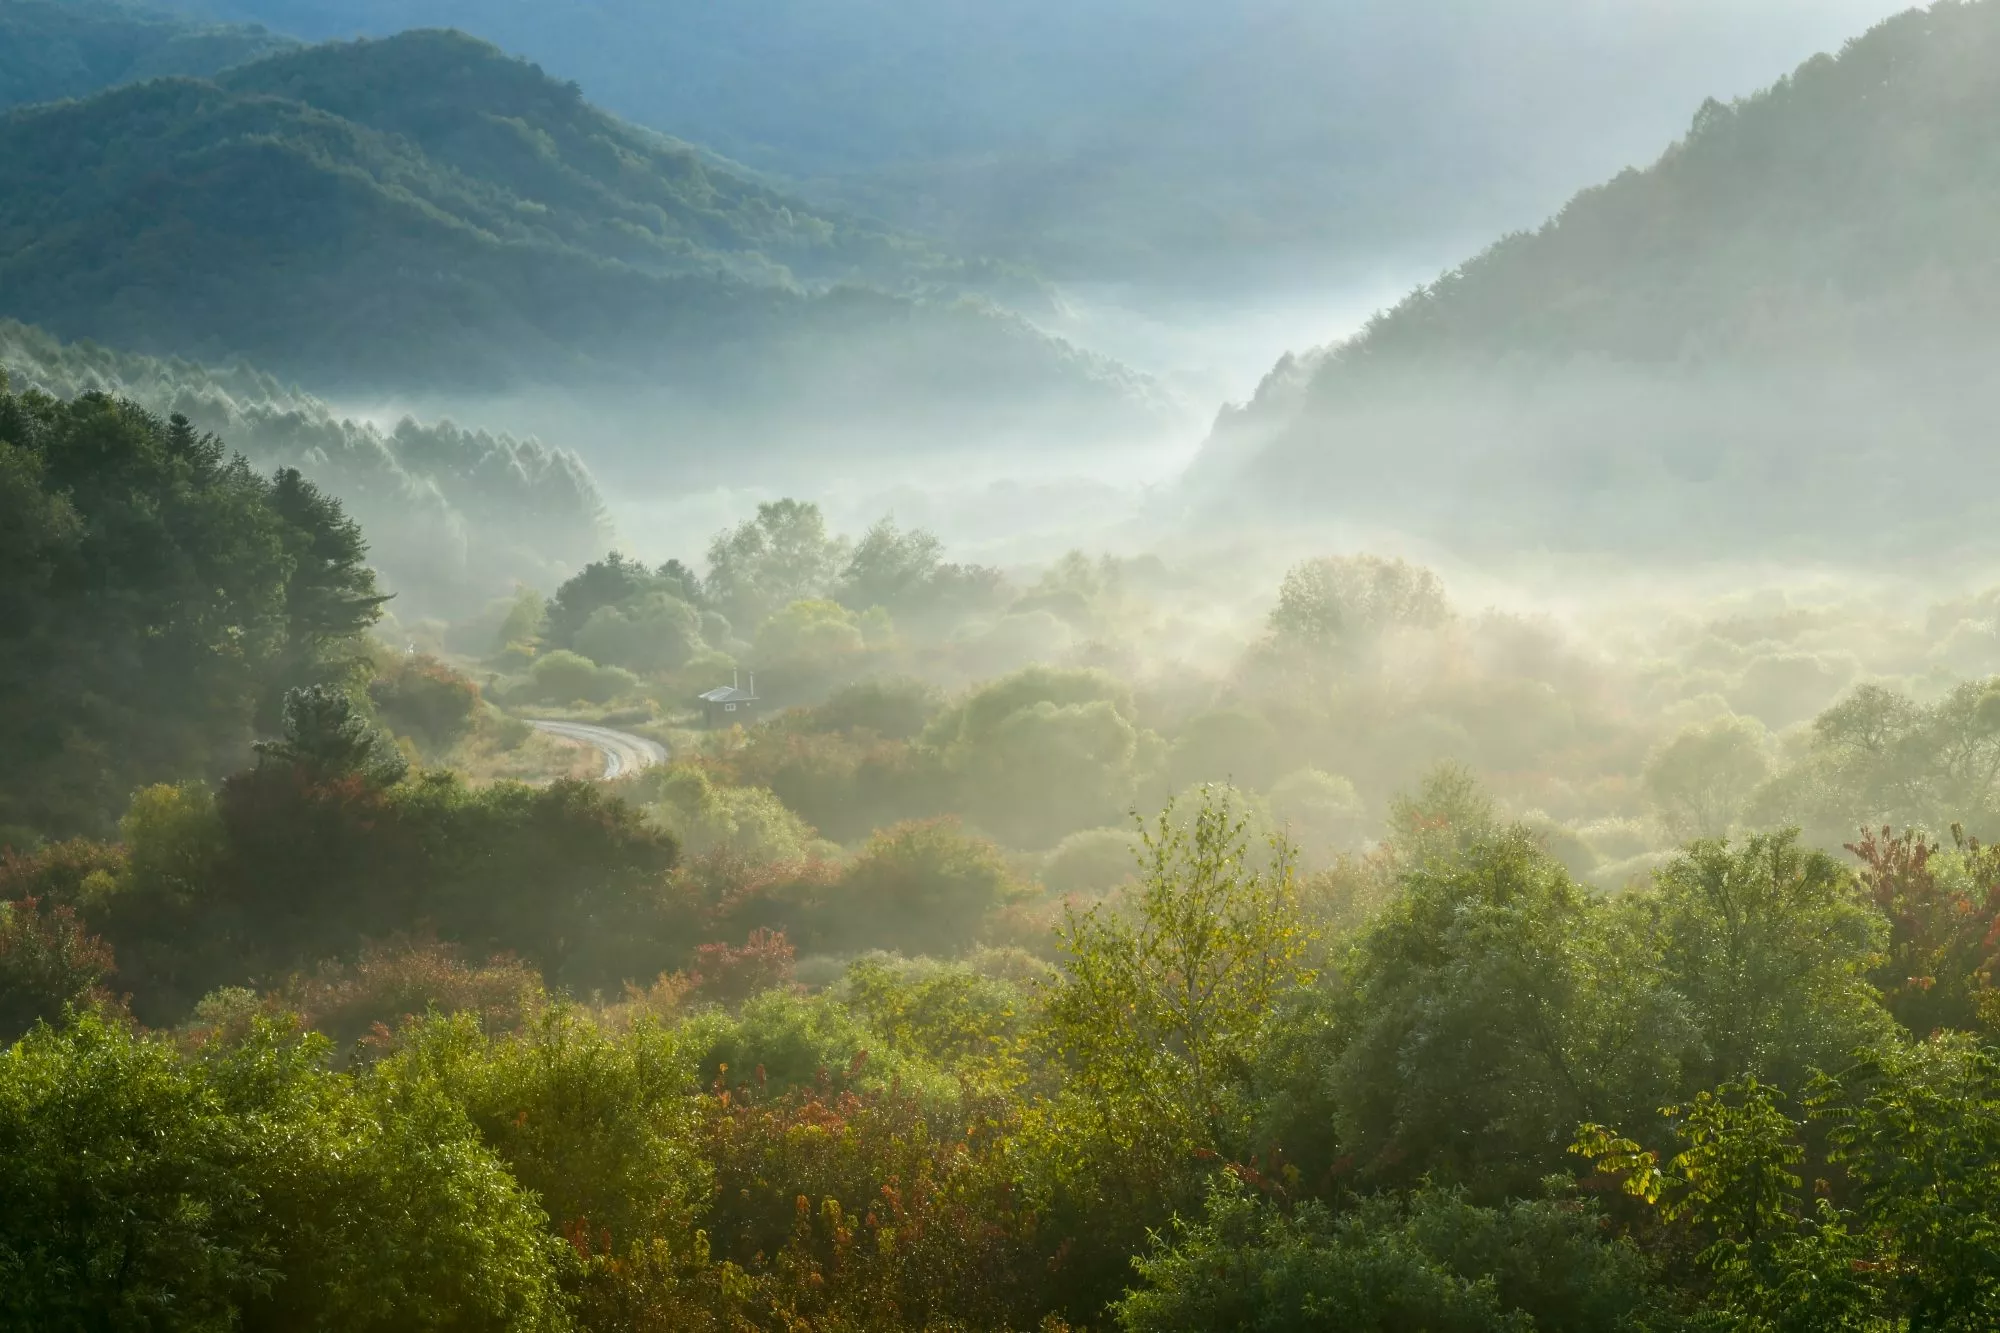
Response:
[[0, 1013, 569, 1332], [369, 654, 482, 755], [1644, 718, 1772, 840], [0, 386, 383, 836], [526, 651, 641, 706], [1038, 786, 1313, 1238], [0, 0, 295, 112], [821, 819, 1018, 957], [0, 896, 116, 1043], [1579, 1036, 2000, 1329], [255, 685, 408, 788], [1040, 825, 1145, 896], [0, 320, 609, 620], [638, 765, 820, 864], [1334, 829, 1688, 1193], [927, 665, 1143, 848], [391, 1008, 710, 1256], [1648, 832, 1892, 1092], [705, 501, 848, 637], [1265, 555, 1451, 675], [1119, 1179, 1663, 1333]]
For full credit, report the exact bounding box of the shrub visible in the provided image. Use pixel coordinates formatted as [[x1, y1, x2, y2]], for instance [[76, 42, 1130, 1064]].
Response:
[[370, 653, 482, 754], [0, 896, 117, 1042]]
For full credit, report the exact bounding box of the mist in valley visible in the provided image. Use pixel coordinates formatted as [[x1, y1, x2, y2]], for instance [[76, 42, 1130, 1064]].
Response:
[[9, 2, 2000, 1327]]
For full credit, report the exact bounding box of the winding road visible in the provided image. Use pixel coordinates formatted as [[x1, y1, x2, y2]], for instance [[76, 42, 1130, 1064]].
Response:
[[527, 719, 669, 780]]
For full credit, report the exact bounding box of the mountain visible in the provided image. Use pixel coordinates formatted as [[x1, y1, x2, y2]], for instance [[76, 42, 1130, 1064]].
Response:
[[0, 0, 294, 110], [0, 319, 608, 617], [0, 29, 1162, 461], [1187, 1, 2000, 561], [147, 0, 1910, 287]]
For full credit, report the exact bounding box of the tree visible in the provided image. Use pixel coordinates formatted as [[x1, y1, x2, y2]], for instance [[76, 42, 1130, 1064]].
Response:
[[704, 500, 847, 634], [1647, 832, 1892, 1093], [369, 654, 480, 754], [1643, 718, 1771, 841], [1265, 555, 1450, 671], [254, 685, 407, 788], [1334, 829, 1688, 1193], [1042, 789, 1313, 1163], [542, 550, 654, 650]]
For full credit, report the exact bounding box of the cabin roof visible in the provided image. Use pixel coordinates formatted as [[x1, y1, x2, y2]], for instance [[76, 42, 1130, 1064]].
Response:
[[698, 686, 758, 704]]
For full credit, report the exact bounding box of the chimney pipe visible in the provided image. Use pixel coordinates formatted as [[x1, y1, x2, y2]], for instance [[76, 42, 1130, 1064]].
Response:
[[748, 672, 755, 697], [733, 668, 739, 690]]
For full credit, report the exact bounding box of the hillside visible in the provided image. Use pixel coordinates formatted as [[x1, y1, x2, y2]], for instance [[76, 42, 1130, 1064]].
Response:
[[150, 0, 1908, 286], [0, 29, 1159, 453], [0, 319, 607, 617], [1192, 0, 2000, 558], [0, 0, 294, 110]]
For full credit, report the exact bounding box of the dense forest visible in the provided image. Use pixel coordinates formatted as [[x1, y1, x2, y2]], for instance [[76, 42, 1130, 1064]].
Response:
[[0, 320, 609, 617], [1197, 0, 2000, 555], [10, 2, 2000, 1329], [146, 0, 1902, 287], [0, 27, 1160, 457], [0, 0, 293, 110], [9, 371, 2000, 1326]]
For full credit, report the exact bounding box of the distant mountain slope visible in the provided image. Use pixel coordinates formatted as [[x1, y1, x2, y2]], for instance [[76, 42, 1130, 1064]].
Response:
[[0, 0, 294, 109], [1190, 1, 2000, 560], [150, 0, 1909, 286], [0, 319, 607, 616], [0, 29, 1159, 454]]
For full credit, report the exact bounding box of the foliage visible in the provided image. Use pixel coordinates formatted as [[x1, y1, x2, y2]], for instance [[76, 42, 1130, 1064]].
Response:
[[1119, 1179, 1663, 1333], [0, 897, 117, 1043], [0, 386, 384, 836], [1644, 718, 1771, 840], [527, 651, 642, 707], [0, 0, 295, 112], [0, 1013, 569, 1332], [370, 653, 482, 755], [1847, 823, 2000, 1036], [254, 685, 408, 788], [1647, 832, 1892, 1092], [0, 320, 610, 619], [1578, 1035, 2000, 1330], [1334, 829, 1688, 1194]]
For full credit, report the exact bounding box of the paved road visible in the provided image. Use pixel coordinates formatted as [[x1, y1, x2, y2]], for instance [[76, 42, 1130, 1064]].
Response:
[[527, 719, 669, 780]]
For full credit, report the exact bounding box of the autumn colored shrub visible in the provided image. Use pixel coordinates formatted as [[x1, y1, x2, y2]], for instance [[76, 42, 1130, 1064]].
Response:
[[683, 928, 797, 1008], [0, 895, 117, 1041]]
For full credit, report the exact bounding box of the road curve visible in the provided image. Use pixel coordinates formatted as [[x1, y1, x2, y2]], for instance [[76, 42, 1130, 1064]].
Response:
[[527, 719, 669, 780]]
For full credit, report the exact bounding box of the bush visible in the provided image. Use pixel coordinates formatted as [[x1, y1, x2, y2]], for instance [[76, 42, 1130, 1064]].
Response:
[[0, 896, 116, 1042], [525, 650, 640, 705], [825, 819, 1020, 956], [1040, 826, 1144, 896], [1118, 1181, 1662, 1333], [0, 1014, 568, 1331], [369, 653, 481, 754], [279, 936, 546, 1054]]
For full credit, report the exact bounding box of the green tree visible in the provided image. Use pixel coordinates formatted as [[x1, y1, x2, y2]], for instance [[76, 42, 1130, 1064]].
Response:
[[1335, 830, 1689, 1193], [1644, 718, 1771, 841], [1042, 789, 1313, 1163], [704, 500, 847, 634], [254, 685, 408, 788], [1646, 831, 1892, 1092]]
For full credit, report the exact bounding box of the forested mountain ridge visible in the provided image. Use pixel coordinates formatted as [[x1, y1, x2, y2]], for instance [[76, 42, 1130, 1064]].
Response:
[[148, 0, 1909, 287], [0, 0, 294, 111], [0, 319, 608, 616], [1195, 0, 2000, 555], [0, 28, 1158, 445]]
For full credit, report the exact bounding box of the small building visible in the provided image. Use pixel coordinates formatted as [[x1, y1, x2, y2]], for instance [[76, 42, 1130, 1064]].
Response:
[[697, 671, 759, 728]]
